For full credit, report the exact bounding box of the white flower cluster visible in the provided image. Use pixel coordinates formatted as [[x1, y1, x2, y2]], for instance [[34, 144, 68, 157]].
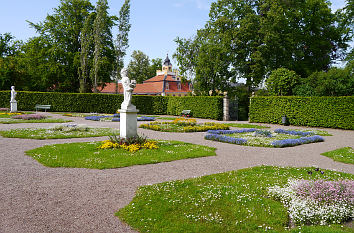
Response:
[[268, 179, 353, 226]]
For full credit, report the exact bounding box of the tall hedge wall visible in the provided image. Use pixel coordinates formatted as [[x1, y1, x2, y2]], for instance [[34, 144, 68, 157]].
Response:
[[249, 96, 354, 130], [0, 91, 222, 120], [166, 96, 223, 120]]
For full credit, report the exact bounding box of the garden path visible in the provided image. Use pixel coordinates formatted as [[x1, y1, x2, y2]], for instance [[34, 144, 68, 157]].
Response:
[[1, 112, 353, 233]]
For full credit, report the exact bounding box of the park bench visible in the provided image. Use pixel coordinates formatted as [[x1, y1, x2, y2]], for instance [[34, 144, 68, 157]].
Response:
[[35, 104, 51, 112], [181, 110, 192, 117]]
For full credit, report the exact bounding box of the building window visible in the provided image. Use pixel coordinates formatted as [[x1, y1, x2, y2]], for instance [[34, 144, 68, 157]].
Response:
[[166, 82, 169, 90], [177, 82, 181, 90]]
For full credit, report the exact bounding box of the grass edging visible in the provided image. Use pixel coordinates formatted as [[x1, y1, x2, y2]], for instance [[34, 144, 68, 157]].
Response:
[[25, 140, 216, 169]]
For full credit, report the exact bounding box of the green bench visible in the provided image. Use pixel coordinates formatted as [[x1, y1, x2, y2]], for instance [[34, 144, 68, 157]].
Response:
[[35, 104, 51, 112], [181, 110, 192, 117]]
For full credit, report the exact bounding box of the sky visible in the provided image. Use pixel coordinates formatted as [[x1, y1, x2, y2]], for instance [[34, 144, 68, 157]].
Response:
[[0, 0, 348, 67]]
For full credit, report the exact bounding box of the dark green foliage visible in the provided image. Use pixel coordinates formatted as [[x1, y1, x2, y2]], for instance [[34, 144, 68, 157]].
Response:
[[266, 68, 300, 96], [249, 96, 354, 129], [0, 91, 223, 119], [166, 96, 223, 120]]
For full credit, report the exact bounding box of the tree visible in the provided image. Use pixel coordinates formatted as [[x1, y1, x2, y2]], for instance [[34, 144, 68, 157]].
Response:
[[79, 13, 95, 93], [338, 0, 354, 60], [0, 33, 22, 90], [28, 0, 94, 92], [114, 0, 131, 93], [174, 0, 350, 94], [265, 68, 300, 96], [148, 58, 162, 77], [294, 61, 354, 96], [127, 50, 150, 83]]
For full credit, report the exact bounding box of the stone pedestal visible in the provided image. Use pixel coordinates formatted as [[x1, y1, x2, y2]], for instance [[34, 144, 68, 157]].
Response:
[[10, 101, 17, 113], [223, 96, 230, 121], [119, 108, 139, 139]]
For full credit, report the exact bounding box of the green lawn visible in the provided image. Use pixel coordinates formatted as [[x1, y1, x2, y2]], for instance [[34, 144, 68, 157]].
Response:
[[0, 127, 117, 139], [25, 140, 216, 169], [0, 118, 71, 124], [321, 147, 354, 164], [140, 122, 229, 132], [117, 166, 354, 233]]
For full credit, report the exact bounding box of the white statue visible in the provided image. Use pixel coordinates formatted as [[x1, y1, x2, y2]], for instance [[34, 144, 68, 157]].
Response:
[[121, 68, 136, 109], [10, 86, 17, 102]]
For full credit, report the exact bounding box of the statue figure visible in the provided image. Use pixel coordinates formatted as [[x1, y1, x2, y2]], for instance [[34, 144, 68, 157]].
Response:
[[10, 86, 17, 102], [121, 68, 136, 109]]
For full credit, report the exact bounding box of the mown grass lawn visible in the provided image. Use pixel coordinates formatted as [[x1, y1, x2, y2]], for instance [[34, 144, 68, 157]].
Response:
[[225, 123, 270, 129], [321, 147, 354, 164], [25, 140, 216, 169], [0, 118, 71, 124], [0, 127, 117, 139], [117, 166, 354, 233]]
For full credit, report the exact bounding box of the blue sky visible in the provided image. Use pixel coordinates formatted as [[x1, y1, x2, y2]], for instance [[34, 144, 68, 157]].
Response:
[[0, 0, 348, 66]]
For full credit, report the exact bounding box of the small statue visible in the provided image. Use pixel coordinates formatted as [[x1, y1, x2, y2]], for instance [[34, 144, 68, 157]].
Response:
[[10, 86, 17, 102], [121, 68, 136, 109]]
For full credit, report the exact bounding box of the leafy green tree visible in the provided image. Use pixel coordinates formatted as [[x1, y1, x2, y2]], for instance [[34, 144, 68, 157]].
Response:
[[266, 68, 300, 96], [127, 50, 150, 83], [28, 0, 94, 92], [174, 0, 350, 94], [79, 13, 95, 93], [114, 0, 131, 93], [294, 61, 354, 96], [148, 58, 162, 77], [0, 33, 22, 90]]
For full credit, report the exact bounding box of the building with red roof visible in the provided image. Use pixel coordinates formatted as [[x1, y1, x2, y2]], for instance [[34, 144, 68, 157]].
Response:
[[99, 55, 193, 96]]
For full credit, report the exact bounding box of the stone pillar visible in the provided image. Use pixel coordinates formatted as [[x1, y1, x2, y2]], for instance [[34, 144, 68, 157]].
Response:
[[223, 93, 230, 121], [10, 101, 17, 113], [119, 108, 139, 138]]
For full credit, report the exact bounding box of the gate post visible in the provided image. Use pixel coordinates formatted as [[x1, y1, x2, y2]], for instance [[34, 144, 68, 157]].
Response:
[[223, 92, 230, 121]]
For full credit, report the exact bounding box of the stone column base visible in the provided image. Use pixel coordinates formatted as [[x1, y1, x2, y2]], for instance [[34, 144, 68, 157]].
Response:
[[10, 101, 17, 113], [119, 108, 139, 139]]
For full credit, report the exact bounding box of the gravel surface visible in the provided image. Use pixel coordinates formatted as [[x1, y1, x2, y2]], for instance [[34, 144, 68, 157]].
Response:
[[1, 113, 353, 233]]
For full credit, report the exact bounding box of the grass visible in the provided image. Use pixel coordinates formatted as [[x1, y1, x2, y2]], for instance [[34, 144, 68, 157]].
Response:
[[224, 123, 270, 129], [0, 118, 71, 124], [157, 116, 178, 120], [0, 127, 118, 139], [116, 166, 354, 233], [321, 147, 354, 164], [25, 140, 216, 169], [294, 129, 332, 136]]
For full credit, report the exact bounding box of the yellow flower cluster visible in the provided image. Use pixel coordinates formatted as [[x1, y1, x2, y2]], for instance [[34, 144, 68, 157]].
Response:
[[173, 118, 197, 126], [183, 123, 229, 132], [0, 112, 23, 116], [98, 140, 159, 153]]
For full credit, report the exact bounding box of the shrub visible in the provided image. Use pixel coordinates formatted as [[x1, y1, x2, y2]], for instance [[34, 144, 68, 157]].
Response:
[[0, 91, 223, 120], [249, 96, 354, 130], [266, 68, 300, 96]]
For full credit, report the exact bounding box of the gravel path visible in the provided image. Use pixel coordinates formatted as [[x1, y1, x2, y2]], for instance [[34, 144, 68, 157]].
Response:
[[1, 113, 353, 233]]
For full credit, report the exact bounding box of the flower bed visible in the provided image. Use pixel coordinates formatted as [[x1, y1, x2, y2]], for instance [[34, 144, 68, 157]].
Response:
[[268, 178, 354, 226], [205, 129, 324, 147], [11, 114, 47, 120], [85, 115, 155, 122], [140, 120, 229, 133]]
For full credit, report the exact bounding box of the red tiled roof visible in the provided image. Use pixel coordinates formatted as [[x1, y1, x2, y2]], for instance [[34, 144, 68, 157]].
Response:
[[99, 74, 192, 95]]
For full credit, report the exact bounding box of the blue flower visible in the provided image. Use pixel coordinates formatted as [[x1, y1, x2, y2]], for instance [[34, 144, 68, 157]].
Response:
[[274, 128, 314, 136], [205, 133, 247, 145], [207, 128, 256, 135], [271, 135, 324, 147]]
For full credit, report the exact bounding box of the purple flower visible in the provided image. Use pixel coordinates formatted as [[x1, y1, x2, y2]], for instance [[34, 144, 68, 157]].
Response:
[[271, 135, 324, 147], [207, 129, 256, 134], [11, 114, 47, 120], [274, 128, 314, 136]]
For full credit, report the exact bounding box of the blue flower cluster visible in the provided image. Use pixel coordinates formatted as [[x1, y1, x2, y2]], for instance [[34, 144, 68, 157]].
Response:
[[84, 115, 111, 121], [271, 135, 324, 148], [205, 133, 247, 145], [274, 128, 314, 136], [253, 129, 273, 137], [207, 128, 256, 135]]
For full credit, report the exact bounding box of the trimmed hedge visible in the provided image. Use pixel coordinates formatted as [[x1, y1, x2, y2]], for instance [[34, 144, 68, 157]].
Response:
[[249, 96, 354, 130], [0, 91, 222, 120], [166, 96, 223, 120]]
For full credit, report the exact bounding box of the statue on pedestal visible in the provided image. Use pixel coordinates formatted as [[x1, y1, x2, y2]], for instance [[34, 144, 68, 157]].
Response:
[[10, 86, 17, 102], [121, 68, 136, 110]]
